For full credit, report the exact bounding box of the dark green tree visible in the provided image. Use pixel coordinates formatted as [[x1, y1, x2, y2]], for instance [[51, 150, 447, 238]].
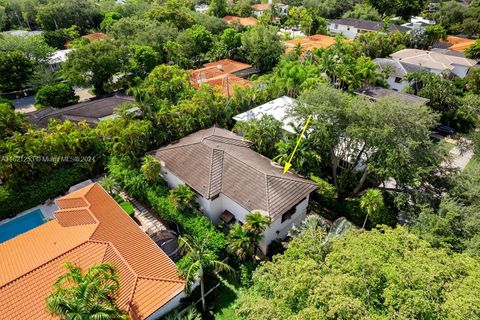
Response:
[[35, 83, 79, 109]]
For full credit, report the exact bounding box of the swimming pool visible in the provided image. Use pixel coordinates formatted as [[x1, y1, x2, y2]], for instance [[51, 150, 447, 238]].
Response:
[[0, 209, 46, 243]]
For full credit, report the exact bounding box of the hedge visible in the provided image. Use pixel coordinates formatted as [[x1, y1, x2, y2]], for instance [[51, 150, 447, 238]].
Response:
[[0, 165, 90, 220], [107, 157, 226, 254]]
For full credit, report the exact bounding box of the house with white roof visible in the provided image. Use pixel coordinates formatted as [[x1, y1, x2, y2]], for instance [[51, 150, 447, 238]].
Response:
[[390, 49, 477, 78], [48, 49, 73, 72], [233, 96, 298, 133]]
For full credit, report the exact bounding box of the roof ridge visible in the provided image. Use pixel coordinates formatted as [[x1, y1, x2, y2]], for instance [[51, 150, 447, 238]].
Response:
[[207, 148, 216, 197], [266, 173, 317, 186], [0, 241, 106, 289]]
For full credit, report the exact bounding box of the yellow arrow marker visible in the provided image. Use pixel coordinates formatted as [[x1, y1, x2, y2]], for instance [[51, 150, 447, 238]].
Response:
[[283, 115, 312, 174]]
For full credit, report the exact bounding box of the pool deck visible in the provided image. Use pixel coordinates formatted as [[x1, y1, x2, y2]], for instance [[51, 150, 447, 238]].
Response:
[[0, 202, 59, 226]]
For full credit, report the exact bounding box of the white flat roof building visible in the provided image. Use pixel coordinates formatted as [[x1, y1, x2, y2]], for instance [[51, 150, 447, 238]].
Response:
[[233, 96, 298, 133]]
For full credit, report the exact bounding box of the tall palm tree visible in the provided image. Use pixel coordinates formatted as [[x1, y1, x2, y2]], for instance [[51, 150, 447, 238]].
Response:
[[168, 184, 196, 209], [46, 262, 129, 320], [178, 235, 233, 312], [227, 223, 251, 260], [243, 211, 271, 260]]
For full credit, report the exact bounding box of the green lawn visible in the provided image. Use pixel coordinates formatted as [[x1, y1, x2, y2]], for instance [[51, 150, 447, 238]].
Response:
[[464, 155, 480, 173], [209, 275, 241, 320]]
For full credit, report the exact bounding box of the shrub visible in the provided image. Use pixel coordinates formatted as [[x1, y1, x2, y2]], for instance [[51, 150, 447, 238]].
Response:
[[120, 201, 135, 216], [35, 83, 79, 109], [0, 165, 90, 220], [107, 157, 226, 255]]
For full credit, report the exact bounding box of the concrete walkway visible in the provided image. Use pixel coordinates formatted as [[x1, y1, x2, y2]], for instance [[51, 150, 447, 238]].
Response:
[[118, 191, 167, 235], [448, 146, 473, 171]]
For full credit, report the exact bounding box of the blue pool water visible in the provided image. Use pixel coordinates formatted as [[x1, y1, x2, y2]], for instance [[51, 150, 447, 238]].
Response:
[[0, 209, 46, 243]]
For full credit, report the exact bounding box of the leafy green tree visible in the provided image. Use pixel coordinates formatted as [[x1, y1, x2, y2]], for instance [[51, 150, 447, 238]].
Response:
[[237, 226, 480, 319], [408, 25, 447, 49], [243, 211, 270, 259], [291, 85, 440, 199], [465, 68, 480, 94], [178, 234, 233, 311], [35, 83, 79, 109], [168, 184, 196, 209], [0, 34, 54, 65], [233, 115, 283, 159], [241, 25, 284, 72], [343, 3, 381, 21], [465, 39, 480, 60], [135, 64, 193, 105], [285, 7, 314, 35], [353, 31, 407, 59], [0, 50, 34, 91], [140, 155, 161, 182], [359, 189, 385, 228], [365, 0, 427, 18], [43, 25, 80, 49], [63, 40, 128, 95], [176, 24, 214, 64], [0, 103, 27, 139], [36, 0, 102, 31], [100, 11, 123, 31], [431, 1, 466, 34], [208, 0, 227, 17], [146, 0, 195, 30], [126, 45, 161, 83], [229, 0, 253, 17], [46, 262, 129, 320], [212, 27, 242, 60]]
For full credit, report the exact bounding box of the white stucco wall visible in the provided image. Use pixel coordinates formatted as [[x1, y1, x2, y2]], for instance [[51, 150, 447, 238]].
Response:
[[386, 76, 410, 92], [328, 23, 358, 39], [160, 166, 311, 254]]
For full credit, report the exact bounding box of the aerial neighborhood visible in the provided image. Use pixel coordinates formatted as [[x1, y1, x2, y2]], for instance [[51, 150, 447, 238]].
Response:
[[1, 0, 480, 319]]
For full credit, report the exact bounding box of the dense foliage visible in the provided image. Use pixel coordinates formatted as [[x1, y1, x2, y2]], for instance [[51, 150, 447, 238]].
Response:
[[237, 226, 480, 319], [35, 83, 79, 109]]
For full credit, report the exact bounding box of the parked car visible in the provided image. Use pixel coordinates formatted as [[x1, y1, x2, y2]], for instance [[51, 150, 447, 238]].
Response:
[[435, 125, 455, 136]]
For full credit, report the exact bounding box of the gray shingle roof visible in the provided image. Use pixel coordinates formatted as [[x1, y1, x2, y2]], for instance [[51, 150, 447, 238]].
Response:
[[329, 18, 410, 33], [355, 85, 430, 105], [374, 58, 427, 78], [151, 127, 317, 221], [27, 94, 134, 127]]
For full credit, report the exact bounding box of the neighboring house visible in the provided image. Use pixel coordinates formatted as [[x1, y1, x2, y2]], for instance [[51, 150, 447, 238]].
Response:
[[327, 18, 410, 39], [233, 96, 298, 133], [355, 85, 430, 105], [151, 127, 317, 253], [27, 94, 135, 127], [3, 30, 43, 37], [0, 183, 186, 320], [195, 3, 209, 14], [433, 36, 476, 55], [374, 58, 425, 91], [390, 48, 477, 78], [190, 59, 257, 97], [223, 15, 258, 27], [251, 2, 288, 18], [284, 34, 336, 56], [401, 16, 435, 30], [48, 49, 73, 72]]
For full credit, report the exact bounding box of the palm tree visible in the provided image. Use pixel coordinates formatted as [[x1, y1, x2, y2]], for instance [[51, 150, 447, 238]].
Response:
[[140, 155, 161, 182], [99, 175, 119, 196], [243, 211, 271, 260], [359, 189, 385, 228], [168, 184, 196, 209], [227, 223, 251, 260], [178, 235, 233, 312], [46, 262, 129, 320]]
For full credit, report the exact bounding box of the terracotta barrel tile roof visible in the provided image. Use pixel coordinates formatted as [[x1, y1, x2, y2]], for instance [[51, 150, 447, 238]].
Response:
[[223, 16, 258, 26], [0, 183, 184, 320], [151, 127, 317, 220]]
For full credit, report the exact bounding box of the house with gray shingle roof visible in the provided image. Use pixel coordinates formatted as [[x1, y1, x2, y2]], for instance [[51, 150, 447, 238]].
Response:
[[151, 127, 317, 253], [327, 18, 410, 39]]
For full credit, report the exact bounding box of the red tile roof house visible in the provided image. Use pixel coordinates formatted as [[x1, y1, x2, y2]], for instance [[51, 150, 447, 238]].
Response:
[[151, 127, 318, 254], [0, 183, 186, 320], [189, 59, 257, 97]]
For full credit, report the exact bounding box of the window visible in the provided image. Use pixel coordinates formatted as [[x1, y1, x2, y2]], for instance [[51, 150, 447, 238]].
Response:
[[334, 24, 338, 29], [394, 77, 402, 83], [281, 197, 307, 223]]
